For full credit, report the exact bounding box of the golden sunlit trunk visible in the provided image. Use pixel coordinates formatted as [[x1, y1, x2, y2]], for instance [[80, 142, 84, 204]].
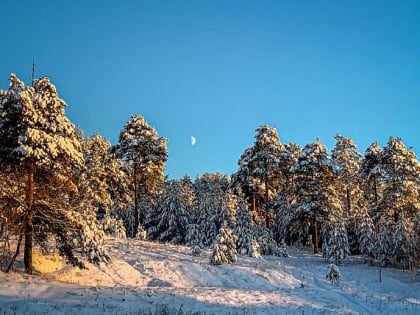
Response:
[[24, 159, 35, 274]]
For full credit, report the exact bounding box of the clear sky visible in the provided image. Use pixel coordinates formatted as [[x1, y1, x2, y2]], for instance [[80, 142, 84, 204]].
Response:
[[1, 0, 419, 179]]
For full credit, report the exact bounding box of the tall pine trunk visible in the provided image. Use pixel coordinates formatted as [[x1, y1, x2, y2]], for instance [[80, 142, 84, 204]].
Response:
[[313, 217, 319, 254], [24, 159, 35, 274], [264, 158, 271, 228], [346, 188, 351, 218], [133, 162, 139, 238]]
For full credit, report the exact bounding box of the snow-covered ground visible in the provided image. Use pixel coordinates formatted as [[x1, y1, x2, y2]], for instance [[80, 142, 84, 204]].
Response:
[[0, 238, 419, 314]]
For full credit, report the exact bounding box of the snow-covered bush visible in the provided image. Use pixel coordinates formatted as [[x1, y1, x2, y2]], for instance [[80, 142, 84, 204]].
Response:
[[326, 263, 340, 285], [210, 223, 238, 265], [275, 244, 288, 257], [191, 245, 201, 257], [255, 226, 278, 255], [248, 239, 261, 258], [101, 216, 126, 239], [136, 225, 147, 240]]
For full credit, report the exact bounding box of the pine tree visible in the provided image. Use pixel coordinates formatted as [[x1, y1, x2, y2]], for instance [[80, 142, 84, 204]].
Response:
[[332, 135, 368, 253], [193, 191, 220, 247], [186, 224, 202, 246], [147, 180, 190, 244], [113, 115, 167, 237], [289, 140, 344, 253], [233, 194, 255, 255], [254, 224, 278, 255], [210, 222, 238, 265], [0, 74, 85, 273], [272, 143, 302, 244], [192, 173, 234, 247], [232, 125, 286, 227], [374, 137, 420, 266], [326, 264, 341, 285], [392, 213, 417, 269], [356, 210, 376, 261], [321, 221, 350, 264], [377, 220, 391, 267], [359, 142, 382, 220]]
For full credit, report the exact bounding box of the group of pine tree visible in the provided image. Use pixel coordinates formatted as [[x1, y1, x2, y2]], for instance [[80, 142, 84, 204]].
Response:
[[0, 73, 419, 274]]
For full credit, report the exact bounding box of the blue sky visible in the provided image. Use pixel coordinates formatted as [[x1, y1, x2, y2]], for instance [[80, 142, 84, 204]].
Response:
[[1, 0, 419, 179]]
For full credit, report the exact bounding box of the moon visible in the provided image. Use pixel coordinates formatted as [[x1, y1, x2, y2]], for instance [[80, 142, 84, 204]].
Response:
[[190, 136, 196, 146]]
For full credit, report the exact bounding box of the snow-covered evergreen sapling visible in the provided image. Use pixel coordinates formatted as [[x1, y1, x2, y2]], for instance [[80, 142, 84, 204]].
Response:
[[233, 195, 257, 256], [210, 222, 238, 265], [326, 263, 341, 285], [275, 242, 289, 257], [248, 239, 261, 258], [137, 225, 147, 240], [322, 221, 350, 264], [101, 216, 127, 239], [186, 223, 202, 256], [255, 225, 278, 255], [357, 212, 376, 262]]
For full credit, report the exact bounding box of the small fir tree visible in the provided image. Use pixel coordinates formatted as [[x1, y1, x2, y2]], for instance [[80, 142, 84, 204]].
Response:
[[210, 222, 238, 265], [321, 221, 350, 264], [326, 263, 341, 285]]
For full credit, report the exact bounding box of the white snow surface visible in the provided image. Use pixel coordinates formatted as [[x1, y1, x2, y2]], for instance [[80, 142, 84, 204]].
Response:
[[0, 238, 419, 314]]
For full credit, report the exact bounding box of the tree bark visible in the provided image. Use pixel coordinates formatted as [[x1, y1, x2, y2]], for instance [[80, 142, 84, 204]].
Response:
[[6, 230, 23, 273], [346, 188, 351, 218], [373, 175, 378, 207], [264, 158, 270, 228], [264, 172, 270, 228], [133, 162, 139, 237], [313, 219, 319, 254], [24, 159, 35, 274]]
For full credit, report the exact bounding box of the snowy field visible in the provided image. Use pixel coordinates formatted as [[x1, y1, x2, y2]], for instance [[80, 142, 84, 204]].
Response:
[[0, 238, 419, 315]]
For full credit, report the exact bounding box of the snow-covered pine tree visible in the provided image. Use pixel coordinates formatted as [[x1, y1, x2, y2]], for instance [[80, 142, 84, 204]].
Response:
[[377, 220, 391, 267], [356, 209, 376, 262], [272, 143, 302, 244], [374, 137, 420, 266], [0, 74, 88, 273], [232, 125, 286, 227], [359, 142, 382, 222], [193, 191, 220, 247], [392, 213, 417, 270], [321, 220, 350, 264], [113, 115, 167, 237], [186, 223, 202, 256], [210, 222, 238, 265], [77, 133, 128, 238], [254, 224, 278, 255], [326, 263, 341, 285], [233, 194, 257, 256], [0, 168, 26, 271], [179, 174, 195, 214], [147, 180, 190, 244], [288, 140, 344, 253], [331, 135, 368, 253], [192, 173, 234, 247]]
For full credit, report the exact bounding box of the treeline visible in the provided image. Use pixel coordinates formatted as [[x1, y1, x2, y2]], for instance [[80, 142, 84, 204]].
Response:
[[0, 73, 419, 274]]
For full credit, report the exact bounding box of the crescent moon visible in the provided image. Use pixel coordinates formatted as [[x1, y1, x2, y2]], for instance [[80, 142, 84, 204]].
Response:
[[191, 136, 196, 146]]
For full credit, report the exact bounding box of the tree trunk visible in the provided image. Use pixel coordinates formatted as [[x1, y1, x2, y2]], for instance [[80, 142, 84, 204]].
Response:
[[373, 175, 378, 207], [346, 188, 351, 218], [264, 159, 270, 228], [24, 159, 35, 274], [133, 162, 139, 238], [6, 231, 23, 273], [313, 219, 319, 254]]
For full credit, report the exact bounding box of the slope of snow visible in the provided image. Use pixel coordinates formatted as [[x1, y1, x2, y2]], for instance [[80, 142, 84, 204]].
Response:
[[0, 238, 419, 314]]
